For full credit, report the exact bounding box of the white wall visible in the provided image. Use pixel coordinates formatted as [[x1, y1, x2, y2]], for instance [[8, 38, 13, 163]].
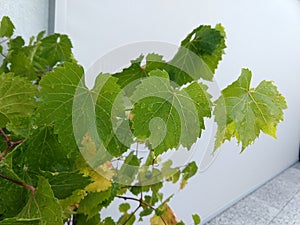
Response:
[[0, 0, 49, 41], [55, 0, 300, 223]]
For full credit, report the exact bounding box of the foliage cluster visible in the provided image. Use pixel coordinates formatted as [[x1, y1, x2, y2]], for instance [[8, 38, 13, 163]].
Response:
[[0, 16, 286, 225]]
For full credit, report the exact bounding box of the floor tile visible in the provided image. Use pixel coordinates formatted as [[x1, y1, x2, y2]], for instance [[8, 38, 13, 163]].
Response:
[[268, 191, 300, 225], [249, 174, 299, 210], [207, 196, 278, 225], [205, 164, 300, 225]]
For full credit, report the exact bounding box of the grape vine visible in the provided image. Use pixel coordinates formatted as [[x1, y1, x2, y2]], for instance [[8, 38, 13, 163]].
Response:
[[0, 16, 287, 225]]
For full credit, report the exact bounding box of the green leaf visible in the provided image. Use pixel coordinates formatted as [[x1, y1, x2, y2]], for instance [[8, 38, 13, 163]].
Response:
[[7, 36, 25, 49], [16, 126, 74, 172], [77, 188, 112, 218], [192, 214, 201, 225], [94, 74, 132, 157], [34, 33, 73, 69], [112, 53, 167, 95], [181, 161, 198, 189], [58, 189, 85, 212], [75, 214, 101, 225], [44, 171, 91, 199], [0, 16, 15, 38], [119, 203, 130, 213], [139, 207, 153, 218], [37, 62, 84, 149], [214, 68, 287, 151], [9, 51, 36, 79], [17, 176, 63, 224], [0, 161, 30, 218], [131, 69, 210, 155], [100, 217, 116, 225], [0, 73, 37, 128], [112, 55, 147, 90], [169, 24, 226, 85], [116, 151, 140, 184], [0, 218, 39, 225]]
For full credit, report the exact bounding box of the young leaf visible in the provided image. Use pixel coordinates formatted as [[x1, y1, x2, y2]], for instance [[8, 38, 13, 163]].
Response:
[[0, 16, 15, 38], [0, 73, 37, 128], [17, 176, 63, 224], [131, 69, 211, 155], [214, 68, 287, 151], [119, 203, 130, 213], [192, 214, 201, 225]]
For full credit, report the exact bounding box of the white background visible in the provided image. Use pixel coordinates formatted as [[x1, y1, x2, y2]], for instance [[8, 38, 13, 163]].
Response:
[[0, 0, 49, 41], [55, 0, 300, 224]]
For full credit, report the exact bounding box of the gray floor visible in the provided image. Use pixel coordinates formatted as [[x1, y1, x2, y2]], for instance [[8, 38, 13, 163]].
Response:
[[206, 162, 300, 225]]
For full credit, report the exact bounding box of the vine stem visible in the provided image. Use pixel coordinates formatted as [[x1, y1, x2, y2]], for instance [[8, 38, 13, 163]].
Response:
[[122, 205, 141, 225], [0, 129, 34, 193], [0, 128, 24, 161], [116, 195, 167, 225], [0, 128, 10, 143], [0, 173, 36, 192]]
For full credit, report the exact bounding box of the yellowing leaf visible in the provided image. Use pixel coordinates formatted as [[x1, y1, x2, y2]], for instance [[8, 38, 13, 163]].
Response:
[[214, 69, 287, 151], [84, 170, 112, 193], [150, 204, 180, 225], [78, 132, 115, 192], [59, 189, 86, 212]]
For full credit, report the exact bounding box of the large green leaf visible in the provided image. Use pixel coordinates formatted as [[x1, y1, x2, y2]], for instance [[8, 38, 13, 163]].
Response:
[[169, 24, 226, 85], [38, 62, 129, 161], [17, 176, 63, 224], [214, 69, 287, 151], [0, 16, 15, 38], [43, 171, 91, 199], [37, 62, 84, 149], [94, 74, 132, 157], [15, 126, 74, 173], [131, 69, 211, 155], [0, 73, 37, 128]]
